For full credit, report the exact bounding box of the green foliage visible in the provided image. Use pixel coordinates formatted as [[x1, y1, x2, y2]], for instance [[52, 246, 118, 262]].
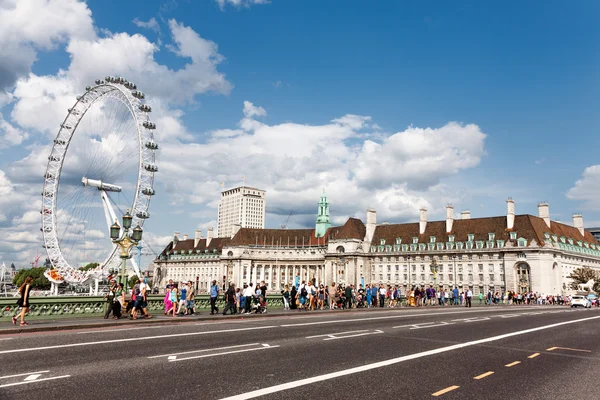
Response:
[[79, 262, 100, 271], [568, 267, 600, 293], [128, 275, 139, 289], [12, 267, 51, 290]]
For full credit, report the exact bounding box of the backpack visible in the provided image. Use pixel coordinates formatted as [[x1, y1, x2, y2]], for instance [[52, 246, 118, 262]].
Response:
[[300, 287, 308, 297]]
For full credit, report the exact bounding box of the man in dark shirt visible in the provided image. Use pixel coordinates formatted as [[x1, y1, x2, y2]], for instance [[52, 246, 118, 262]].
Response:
[[345, 284, 353, 309], [222, 283, 237, 315]]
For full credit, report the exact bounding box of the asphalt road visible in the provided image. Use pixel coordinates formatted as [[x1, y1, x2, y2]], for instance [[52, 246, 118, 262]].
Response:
[[0, 305, 599, 400]]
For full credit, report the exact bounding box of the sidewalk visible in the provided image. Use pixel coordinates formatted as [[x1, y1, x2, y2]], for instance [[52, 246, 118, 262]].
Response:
[[0, 302, 529, 335]]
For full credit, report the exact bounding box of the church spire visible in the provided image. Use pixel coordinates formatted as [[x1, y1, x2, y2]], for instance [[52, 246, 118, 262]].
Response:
[[315, 190, 331, 238]]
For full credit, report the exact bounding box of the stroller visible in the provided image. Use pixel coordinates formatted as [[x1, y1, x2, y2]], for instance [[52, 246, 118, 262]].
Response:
[[337, 294, 346, 310], [251, 295, 267, 314]]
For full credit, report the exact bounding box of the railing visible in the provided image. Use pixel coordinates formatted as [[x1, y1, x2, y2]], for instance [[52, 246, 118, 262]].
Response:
[[0, 295, 285, 319]]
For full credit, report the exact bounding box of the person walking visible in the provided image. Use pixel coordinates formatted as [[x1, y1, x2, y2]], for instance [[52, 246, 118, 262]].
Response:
[[466, 288, 473, 308], [103, 279, 117, 319], [223, 283, 237, 315], [113, 283, 125, 319], [282, 285, 290, 310], [210, 280, 220, 315], [13, 276, 32, 326]]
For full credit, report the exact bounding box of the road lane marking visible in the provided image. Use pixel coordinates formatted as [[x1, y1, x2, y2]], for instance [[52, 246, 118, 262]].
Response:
[[23, 374, 41, 381], [148, 343, 260, 359], [474, 371, 494, 380], [278, 308, 535, 327], [528, 353, 540, 359], [0, 375, 71, 388], [306, 330, 369, 339], [451, 317, 490, 323], [0, 325, 278, 355], [323, 330, 383, 340], [218, 314, 600, 400], [505, 361, 521, 367], [76, 325, 167, 334], [0, 371, 50, 380], [432, 385, 460, 396], [0, 338, 13, 341], [393, 322, 435, 329], [547, 346, 591, 353], [170, 344, 279, 362], [410, 322, 455, 330]]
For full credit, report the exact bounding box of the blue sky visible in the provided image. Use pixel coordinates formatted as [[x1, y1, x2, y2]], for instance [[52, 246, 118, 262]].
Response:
[[0, 0, 599, 268]]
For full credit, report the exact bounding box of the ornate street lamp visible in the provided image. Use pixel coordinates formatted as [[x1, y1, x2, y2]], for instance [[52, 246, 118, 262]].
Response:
[[430, 257, 438, 288], [110, 209, 143, 291]]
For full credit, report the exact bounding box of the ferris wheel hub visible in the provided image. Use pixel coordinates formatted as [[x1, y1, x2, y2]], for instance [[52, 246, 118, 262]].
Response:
[[81, 177, 122, 192]]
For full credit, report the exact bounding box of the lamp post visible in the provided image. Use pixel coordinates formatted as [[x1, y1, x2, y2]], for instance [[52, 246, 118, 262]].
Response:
[[430, 257, 438, 288], [110, 209, 143, 292], [452, 254, 457, 288], [407, 255, 412, 290]]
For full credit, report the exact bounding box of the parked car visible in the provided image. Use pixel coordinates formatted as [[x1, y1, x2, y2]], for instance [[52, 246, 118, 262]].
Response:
[[571, 295, 592, 308]]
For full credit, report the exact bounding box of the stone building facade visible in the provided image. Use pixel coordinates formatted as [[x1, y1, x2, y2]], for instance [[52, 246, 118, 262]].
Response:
[[153, 197, 600, 296]]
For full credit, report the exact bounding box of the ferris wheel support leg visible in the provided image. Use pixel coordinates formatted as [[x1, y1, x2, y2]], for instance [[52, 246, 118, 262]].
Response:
[[130, 257, 142, 280], [100, 190, 121, 236]]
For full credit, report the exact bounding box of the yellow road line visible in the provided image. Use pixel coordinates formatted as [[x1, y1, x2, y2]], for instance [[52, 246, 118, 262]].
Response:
[[432, 385, 460, 397], [474, 371, 494, 380], [546, 346, 591, 353], [505, 361, 521, 367], [528, 353, 540, 359]]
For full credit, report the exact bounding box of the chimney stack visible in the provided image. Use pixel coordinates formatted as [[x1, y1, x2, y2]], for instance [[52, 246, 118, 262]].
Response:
[[365, 209, 377, 243], [182, 233, 188, 241], [538, 202, 550, 228], [573, 214, 584, 236], [446, 204, 454, 233], [173, 231, 180, 248], [231, 223, 241, 239], [194, 229, 202, 247], [506, 198, 515, 230], [207, 227, 214, 246], [461, 210, 471, 220], [419, 207, 427, 235]]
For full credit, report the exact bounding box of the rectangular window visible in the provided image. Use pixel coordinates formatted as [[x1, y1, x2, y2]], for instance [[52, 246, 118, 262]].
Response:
[[488, 264, 494, 272], [489, 274, 495, 282], [478, 264, 483, 272], [478, 274, 484, 282]]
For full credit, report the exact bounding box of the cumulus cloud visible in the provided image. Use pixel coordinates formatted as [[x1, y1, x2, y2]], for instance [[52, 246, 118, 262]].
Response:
[[0, 0, 95, 89], [216, 0, 270, 10], [158, 101, 487, 233], [567, 165, 600, 210]]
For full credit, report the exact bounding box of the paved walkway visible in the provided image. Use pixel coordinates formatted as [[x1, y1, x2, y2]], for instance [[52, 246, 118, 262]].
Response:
[[0, 303, 527, 334]]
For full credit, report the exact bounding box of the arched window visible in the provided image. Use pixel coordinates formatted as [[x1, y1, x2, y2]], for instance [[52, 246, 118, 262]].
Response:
[[336, 246, 345, 254], [227, 251, 233, 257], [516, 262, 531, 292]]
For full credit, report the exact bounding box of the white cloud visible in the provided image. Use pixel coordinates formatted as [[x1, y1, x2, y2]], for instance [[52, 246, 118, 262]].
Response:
[[159, 101, 487, 228], [567, 165, 600, 210], [0, 0, 95, 89], [216, 0, 270, 10], [133, 17, 160, 32], [242, 101, 266, 118], [0, 112, 28, 147]]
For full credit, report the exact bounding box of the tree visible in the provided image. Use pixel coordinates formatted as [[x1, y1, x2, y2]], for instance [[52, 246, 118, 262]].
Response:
[[128, 275, 139, 289], [79, 262, 99, 272], [12, 267, 51, 290], [568, 267, 600, 293]]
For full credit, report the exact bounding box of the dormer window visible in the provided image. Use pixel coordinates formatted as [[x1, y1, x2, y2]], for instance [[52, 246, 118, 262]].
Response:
[[448, 235, 455, 242], [468, 234, 474, 242], [497, 240, 504, 248], [544, 232, 550, 240], [437, 243, 444, 251], [457, 242, 464, 250], [577, 241, 583, 247], [428, 243, 435, 251], [510, 232, 517, 240], [488, 233, 495, 241], [396, 238, 402, 245], [560, 236, 566, 243], [430, 236, 436, 243], [517, 238, 527, 247], [380, 239, 386, 246], [552, 234, 558, 242], [412, 237, 418, 244], [476, 241, 484, 249], [568, 238, 574, 245]]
